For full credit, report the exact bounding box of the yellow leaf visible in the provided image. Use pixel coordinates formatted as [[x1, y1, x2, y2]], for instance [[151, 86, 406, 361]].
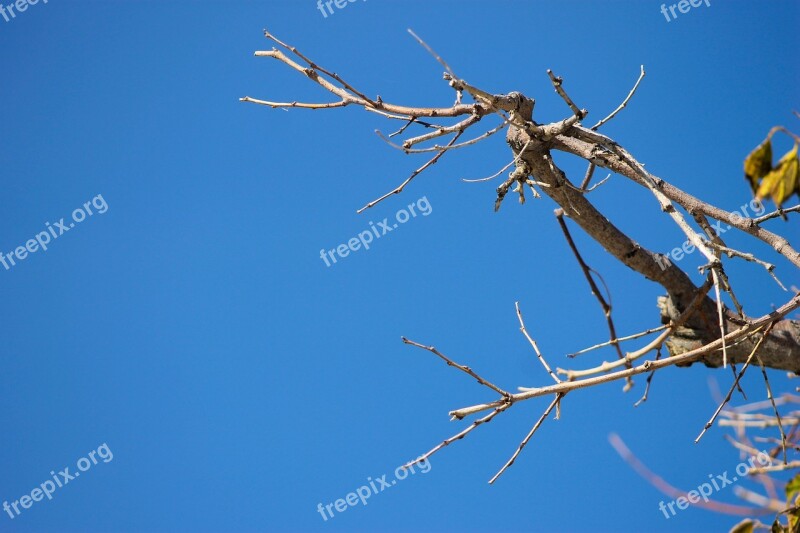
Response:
[[756, 144, 799, 208], [744, 137, 773, 194]]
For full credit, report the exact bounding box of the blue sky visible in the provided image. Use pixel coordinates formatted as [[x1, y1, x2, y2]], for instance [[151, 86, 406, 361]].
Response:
[[0, 0, 798, 531]]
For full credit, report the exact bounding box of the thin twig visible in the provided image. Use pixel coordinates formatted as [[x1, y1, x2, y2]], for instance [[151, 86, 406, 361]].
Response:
[[754, 204, 800, 224], [402, 404, 510, 469], [515, 302, 560, 384], [489, 394, 563, 484], [376, 118, 499, 155], [569, 174, 610, 193], [693, 213, 747, 319], [754, 352, 789, 464], [554, 208, 633, 389], [388, 117, 439, 138], [400, 114, 482, 150], [406, 29, 455, 76], [402, 337, 511, 398], [462, 140, 531, 183], [568, 325, 669, 358], [695, 323, 775, 443], [591, 65, 645, 130], [463, 138, 537, 184], [705, 240, 786, 291], [634, 347, 661, 407], [747, 461, 800, 475], [391, 116, 508, 154], [239, 96, 349, 110], [357, 130, 464, 213]]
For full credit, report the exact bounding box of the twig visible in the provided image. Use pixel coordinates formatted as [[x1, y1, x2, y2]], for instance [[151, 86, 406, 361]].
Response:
[[392, 116, 508, 154], [239, 96, 349, 110], [570, 169, 610, 194], [406, 29, 455, 77], [754, 351, 789, 464], [546, 70, 585, 119], [388, 116, 440, 138], [695, 323, 776, 443], [489, 394, 563, 484], [402, 404, 510, 469], [515, 302, 560, 384], [754, 204, 800, 224], [711, 268, 729, 368], [376, 118, 501, 155], [571, 127, 726, 271], [462, 161, 516, 183], [357, 130, 464, 213], [704, 240, 786, 292], [708, 376, 726, 405], [634, 347, 661, 407], [693, 213, 747, 318], [570, 174, 610, 193], [402, 337, 511, 398], [591, 65, 645, 130], [462, 138, 531, 183], [399, 114, 482, 151], [554, 208, 633, 390], [567, 325, 668, 358], [747, 461, 800, 475], [558, 328, 670, 379]]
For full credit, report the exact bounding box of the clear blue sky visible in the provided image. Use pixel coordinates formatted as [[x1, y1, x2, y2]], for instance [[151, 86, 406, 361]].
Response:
[[1, 1, 798, 532]]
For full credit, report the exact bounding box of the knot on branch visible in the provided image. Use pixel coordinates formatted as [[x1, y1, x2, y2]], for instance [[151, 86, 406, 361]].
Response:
[[494, 159, 539, 212], [506, 91, 535, 122]]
